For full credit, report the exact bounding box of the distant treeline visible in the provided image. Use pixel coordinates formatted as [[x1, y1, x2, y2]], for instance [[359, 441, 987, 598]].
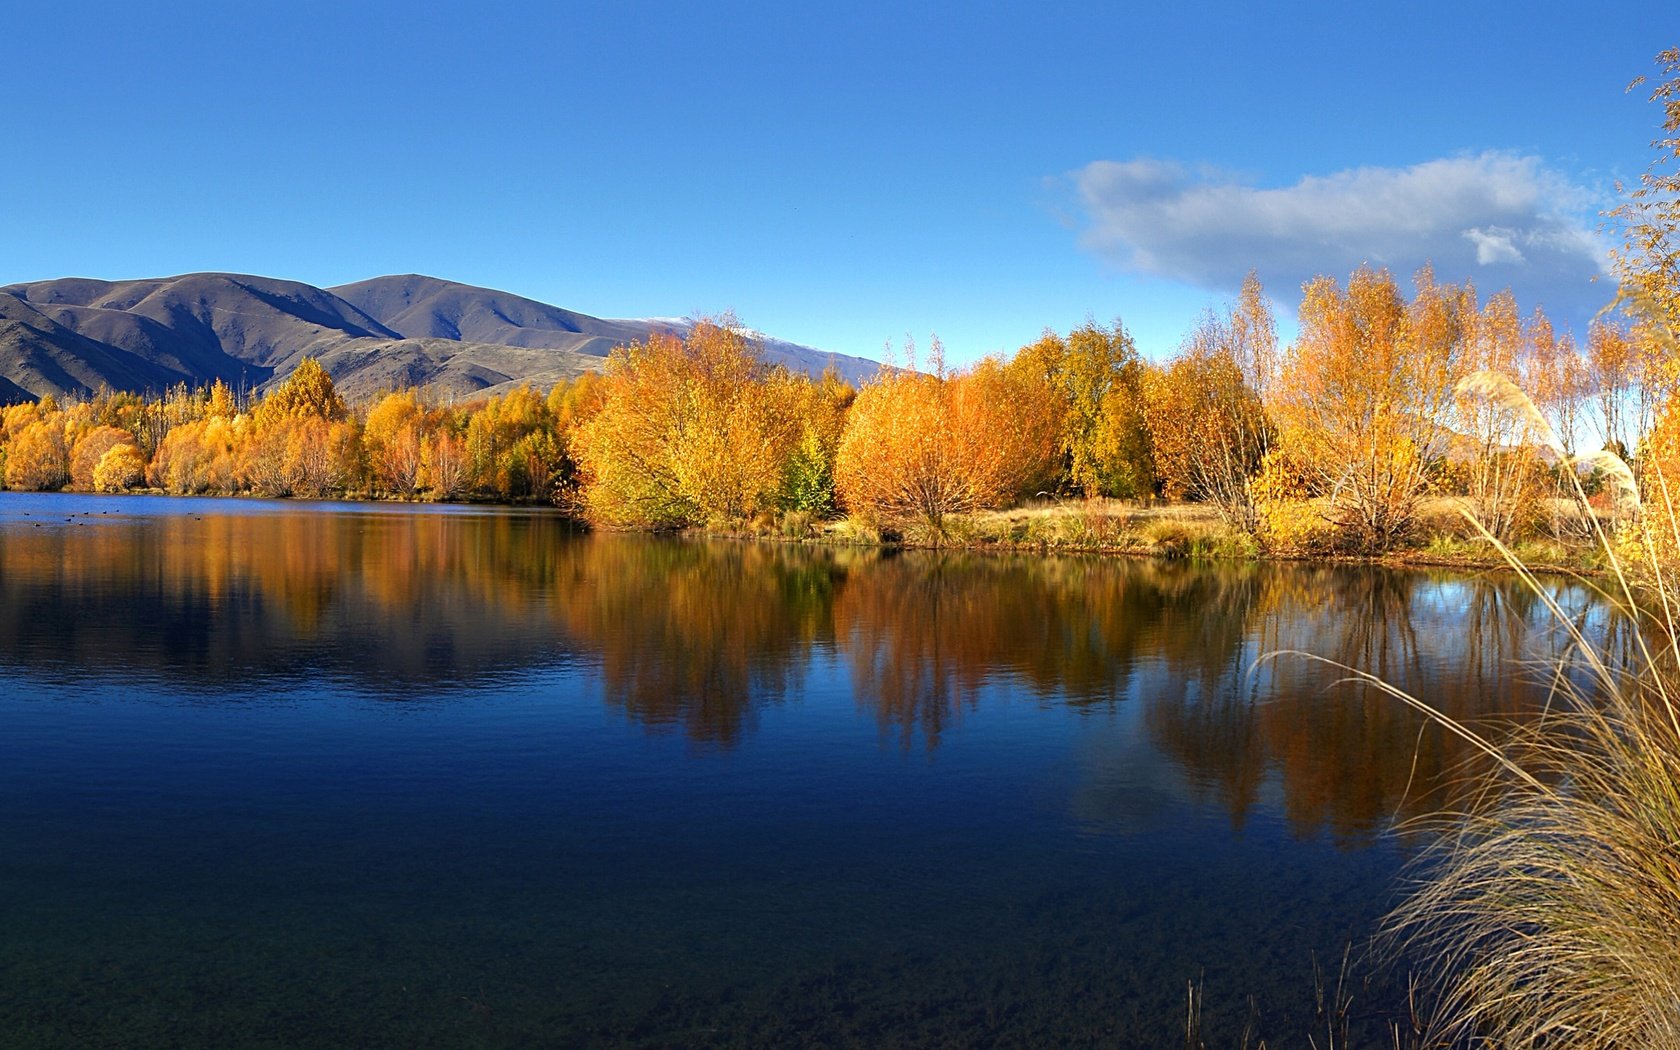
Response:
[[0, 270, 1672, 556]]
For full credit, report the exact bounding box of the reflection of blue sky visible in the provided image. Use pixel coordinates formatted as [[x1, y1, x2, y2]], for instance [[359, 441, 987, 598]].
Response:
[[1067, 678, 1198, 838]]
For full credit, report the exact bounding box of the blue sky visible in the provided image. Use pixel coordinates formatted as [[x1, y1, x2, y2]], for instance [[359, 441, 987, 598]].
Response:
[[2, 1, 1674, 364]]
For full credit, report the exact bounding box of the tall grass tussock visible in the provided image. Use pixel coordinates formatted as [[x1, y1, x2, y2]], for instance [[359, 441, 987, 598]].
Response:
[[1378, 351, 1680, 1048]]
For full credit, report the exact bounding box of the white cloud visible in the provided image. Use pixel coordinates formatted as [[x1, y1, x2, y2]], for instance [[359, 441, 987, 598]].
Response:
[[1071, 152, 1612, 322], [1463, 227, 1525, 266]]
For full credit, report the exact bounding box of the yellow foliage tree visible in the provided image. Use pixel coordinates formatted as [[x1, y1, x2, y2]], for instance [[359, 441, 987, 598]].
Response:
[[70, 425, 137, 491], [573, 319, 801, 528], [775, 368, 856, 517], [1010, 321, 1153, 498], [834, 354, 1059, 537], [363, 389, 427, 497], [421, 428, 467, 500], [91, 442, 146, 492], [150, 417, 239, 494], [1272, 265, 1466, 553], [253, 357, 346, 429], [3, 418, 70, 491], [463, 385, 557, 500]]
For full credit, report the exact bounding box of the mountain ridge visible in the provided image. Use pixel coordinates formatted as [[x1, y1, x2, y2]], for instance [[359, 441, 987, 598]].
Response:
[[0, 272, 878, 403]]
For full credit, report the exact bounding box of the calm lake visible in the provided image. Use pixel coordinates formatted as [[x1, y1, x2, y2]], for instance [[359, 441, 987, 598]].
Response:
[[0, 494, 1597, 1047]]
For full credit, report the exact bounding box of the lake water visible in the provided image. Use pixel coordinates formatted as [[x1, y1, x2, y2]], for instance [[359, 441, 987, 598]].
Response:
[[0, 494, 1596, 1047]]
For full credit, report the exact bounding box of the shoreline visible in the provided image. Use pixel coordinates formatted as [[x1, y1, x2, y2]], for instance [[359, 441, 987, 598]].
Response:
[[0, 486, 1607, 579]]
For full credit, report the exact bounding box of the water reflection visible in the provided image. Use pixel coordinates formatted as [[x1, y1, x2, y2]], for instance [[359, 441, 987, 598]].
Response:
[[0, 494, 1602, 840], [1144, 567, 1569, 846], [0, 498, 580, 689], [552, 537, 847, 746]]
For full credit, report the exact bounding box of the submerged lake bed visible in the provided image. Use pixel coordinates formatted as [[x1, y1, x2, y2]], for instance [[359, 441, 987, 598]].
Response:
[[0, 493, 1592, 1047]]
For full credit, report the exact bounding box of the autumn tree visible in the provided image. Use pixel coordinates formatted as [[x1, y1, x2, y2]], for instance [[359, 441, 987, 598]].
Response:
[[1272, 265, 1466, 553], [70, 425, 139, 491], [1011, 321, 1153, 498], [1144, 314, 1272, 531], [775, 368, 855, 517], [1611, 47, 1680, 335], [1229, 270, 1280, 399], [1588, 318, 1640, 459], [152, 417, 239, 494], [1454, 289, 1547, 541], [463, 386, 560, 500], [421, 426, 468, 500], [91, 442, 145, 491], [1526, 307, 1588, 459], [834, 351, 1059, 537], [573, 318, 802, 528], [362, 389, 428, 497], [284, 418, 362, 497], [253, 357, 346, 429], [3, 417, 70, 491]]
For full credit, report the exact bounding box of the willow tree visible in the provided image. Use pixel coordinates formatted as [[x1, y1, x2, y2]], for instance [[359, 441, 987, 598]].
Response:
[[573, 318, 802, 529], [834, 355, 1058, 537], [1010, 321, 1153, 498], [1273, 265, 1466, 553], [1145, 319, 1272, 531]]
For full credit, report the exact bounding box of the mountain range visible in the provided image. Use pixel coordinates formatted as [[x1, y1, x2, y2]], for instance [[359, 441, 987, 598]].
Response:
[[0, 273, 879, 403]]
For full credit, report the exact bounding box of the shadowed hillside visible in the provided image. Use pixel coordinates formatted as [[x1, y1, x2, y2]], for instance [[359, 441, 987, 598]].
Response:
[[0, 272, 878, 402], [334, 274, 881, 384]]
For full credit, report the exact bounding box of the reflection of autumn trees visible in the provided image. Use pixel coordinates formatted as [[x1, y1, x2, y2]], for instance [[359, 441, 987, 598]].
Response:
[[549, 538, 850, 747], [0, 508, 586, 687], [1144, 567, 1566, 845], [834, 555, 1260, 749], [0, 510, 1596, 839], [829, 548, 1579, 840]]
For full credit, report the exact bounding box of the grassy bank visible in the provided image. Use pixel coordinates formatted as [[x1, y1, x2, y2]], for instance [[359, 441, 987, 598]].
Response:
[[708, 495, 1617, 577]]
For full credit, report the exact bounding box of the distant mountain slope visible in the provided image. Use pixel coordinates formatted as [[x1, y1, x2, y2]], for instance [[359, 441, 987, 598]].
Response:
[[0, 292, 199, 395], [330, 274, 654, 349], [335, 274, 881, 384], [5, 273, 399, 367], [0, 272, 879, 403]]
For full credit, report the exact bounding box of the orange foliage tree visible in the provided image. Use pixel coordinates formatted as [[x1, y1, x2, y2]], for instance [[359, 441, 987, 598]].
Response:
[[1145, 277, 1277, 529], [572, 319, 802, 528], [834, 351, 1059, 537], [1272, 266, 1466, 553], [1144, 320, 1271, 530], [1010, 321, 1153, 498]]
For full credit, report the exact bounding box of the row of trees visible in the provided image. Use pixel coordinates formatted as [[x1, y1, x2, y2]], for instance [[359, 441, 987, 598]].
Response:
[[0, 358, 606, 506], [0, 276, 1672, 556]]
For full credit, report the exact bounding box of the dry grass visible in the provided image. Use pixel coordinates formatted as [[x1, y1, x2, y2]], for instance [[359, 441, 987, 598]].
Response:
[[944, 499, 1258, 558], [1370, 372, 1680, 1048]]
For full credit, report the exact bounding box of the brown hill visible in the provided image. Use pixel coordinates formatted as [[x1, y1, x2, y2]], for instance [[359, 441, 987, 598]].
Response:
[[0, 271, 878, 404]]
